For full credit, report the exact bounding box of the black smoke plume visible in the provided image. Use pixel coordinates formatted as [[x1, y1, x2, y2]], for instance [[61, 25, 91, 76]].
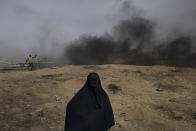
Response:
[[61, 2, 196, 67]]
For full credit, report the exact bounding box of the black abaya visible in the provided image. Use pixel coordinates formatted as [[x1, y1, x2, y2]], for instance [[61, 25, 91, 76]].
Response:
[[64, 73, 115, 131]]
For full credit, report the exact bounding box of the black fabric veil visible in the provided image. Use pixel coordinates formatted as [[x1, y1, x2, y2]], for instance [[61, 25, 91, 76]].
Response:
[[64, 72, 115, 131]]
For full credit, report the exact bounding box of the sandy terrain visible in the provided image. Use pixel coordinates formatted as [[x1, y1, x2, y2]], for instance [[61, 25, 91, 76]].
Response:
[[0, 65, 196, 131]]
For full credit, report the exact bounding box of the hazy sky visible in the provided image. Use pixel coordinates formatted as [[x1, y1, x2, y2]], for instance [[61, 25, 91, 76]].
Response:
[[0, 0, 196, 61]]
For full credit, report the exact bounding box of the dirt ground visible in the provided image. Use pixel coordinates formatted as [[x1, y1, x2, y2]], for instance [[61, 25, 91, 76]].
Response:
[[0, 64, 196, 131]]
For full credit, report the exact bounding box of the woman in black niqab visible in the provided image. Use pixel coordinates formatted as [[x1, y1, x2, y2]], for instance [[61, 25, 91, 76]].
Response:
[[64, 72, 115, 131]]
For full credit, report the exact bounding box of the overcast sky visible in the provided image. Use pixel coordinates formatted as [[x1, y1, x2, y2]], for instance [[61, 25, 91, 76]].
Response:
[[0, 0, 196, 61]]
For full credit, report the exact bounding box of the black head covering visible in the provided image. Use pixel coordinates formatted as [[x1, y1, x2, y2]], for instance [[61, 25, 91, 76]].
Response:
[[86, 73, 103, 108], [64, 72, 115, 131]]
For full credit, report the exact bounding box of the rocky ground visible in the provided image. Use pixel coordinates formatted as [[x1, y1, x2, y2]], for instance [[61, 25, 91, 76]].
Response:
[[0, 65, 196, 131]]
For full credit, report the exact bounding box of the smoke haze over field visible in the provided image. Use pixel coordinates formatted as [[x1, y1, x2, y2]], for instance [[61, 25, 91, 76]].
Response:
[[0, 0, 196, 65], [63, 0, 196, 66], [0, 0, 117, 62]]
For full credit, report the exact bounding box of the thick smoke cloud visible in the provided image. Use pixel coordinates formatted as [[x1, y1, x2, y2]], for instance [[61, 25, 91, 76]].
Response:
[[62, 1, 196, 66]]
